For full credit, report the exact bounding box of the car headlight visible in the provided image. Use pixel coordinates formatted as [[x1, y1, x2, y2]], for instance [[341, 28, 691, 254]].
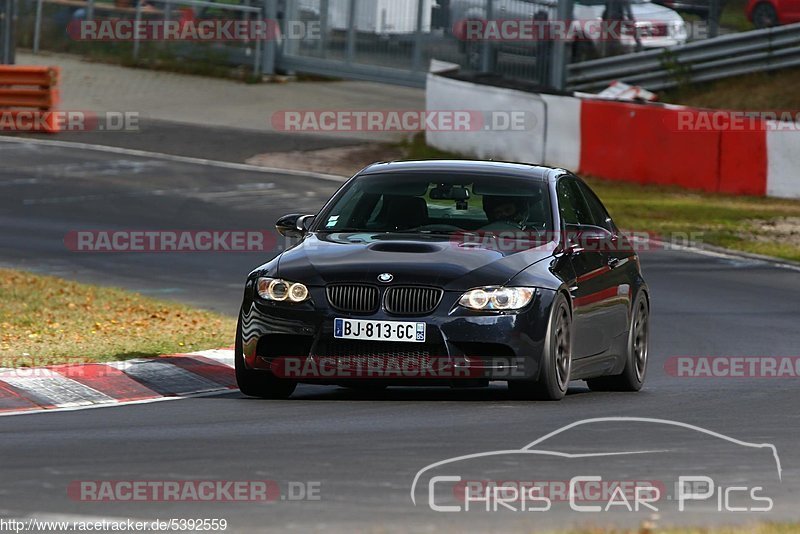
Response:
[[257, 277, 309, 303], [458, 287, 535, 311]]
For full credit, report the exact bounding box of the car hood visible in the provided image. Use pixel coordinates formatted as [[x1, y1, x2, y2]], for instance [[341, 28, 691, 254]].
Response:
[[577, 1, 684, 22], [631, 1, 685, 21], [273, 232, 555, 291]]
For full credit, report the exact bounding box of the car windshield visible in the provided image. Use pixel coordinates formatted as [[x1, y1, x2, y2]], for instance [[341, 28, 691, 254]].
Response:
[[314, 173, 553, 235]]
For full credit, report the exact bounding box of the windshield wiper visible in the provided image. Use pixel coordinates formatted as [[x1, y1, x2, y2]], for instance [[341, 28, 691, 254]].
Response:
[[416, 230, 482, 237]]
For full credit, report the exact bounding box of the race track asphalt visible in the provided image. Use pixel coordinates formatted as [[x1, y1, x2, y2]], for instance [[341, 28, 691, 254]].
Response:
[[1, 133, 798, 532]]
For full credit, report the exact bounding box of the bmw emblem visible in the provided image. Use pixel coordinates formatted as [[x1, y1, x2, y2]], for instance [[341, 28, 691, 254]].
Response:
[[378, 273, 394, 283]]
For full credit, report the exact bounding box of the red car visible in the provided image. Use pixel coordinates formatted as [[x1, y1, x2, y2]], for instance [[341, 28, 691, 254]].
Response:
[[746, 0, 800, 27]]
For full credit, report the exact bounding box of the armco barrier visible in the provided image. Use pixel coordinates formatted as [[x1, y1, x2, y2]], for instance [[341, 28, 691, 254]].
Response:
[[426, 71, 800, 199], [0, 65, 61, 133]]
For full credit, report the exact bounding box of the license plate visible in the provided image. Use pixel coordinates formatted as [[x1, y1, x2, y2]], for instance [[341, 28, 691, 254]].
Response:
[[334, 318, 426, 343]]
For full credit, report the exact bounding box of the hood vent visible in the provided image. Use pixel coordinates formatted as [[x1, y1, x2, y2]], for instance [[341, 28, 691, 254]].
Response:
[[368, 242, 440, 254]]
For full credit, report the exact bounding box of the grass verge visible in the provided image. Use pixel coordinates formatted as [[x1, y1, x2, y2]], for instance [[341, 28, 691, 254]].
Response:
[[0, 269, 236, 366], [401, 134, 800, 262], [662, 67, 800, 111]]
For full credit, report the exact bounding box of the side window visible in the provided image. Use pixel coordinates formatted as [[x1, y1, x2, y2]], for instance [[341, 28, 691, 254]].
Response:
[[576, 181, 614, 232], [556, 178, 592, 227]]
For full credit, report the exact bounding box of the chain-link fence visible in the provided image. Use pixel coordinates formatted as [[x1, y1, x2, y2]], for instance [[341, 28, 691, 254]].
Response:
[[13, 0, 730, 87], [16, 0, 265, 75]]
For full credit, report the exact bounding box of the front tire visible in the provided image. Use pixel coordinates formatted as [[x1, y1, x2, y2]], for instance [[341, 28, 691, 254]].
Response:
[[508, 293, 572, 401], [235, 317, 297, 399], [586, 292, 649, 392]]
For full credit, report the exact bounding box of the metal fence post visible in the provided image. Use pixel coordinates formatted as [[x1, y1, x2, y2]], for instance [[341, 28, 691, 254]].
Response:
[[480, 0, 494, 73], [0, 0, 16, 64], [548, 0, 573, 90], [33, 0, 42, 53], [132, 0, 143, 60], [262, 0, 276, 75], [708, 0, 720, 38], [412, 0, 425, 71], [346, 0, 357, 64], [317, 0, 329, 56], [87, 0, 95, 22]]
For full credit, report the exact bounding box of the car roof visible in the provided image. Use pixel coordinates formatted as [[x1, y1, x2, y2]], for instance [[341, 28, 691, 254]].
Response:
[[357, 160, 566, 182]]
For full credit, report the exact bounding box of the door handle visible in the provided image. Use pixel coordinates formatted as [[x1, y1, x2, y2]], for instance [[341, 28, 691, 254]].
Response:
[[607, 257, 621, 269]]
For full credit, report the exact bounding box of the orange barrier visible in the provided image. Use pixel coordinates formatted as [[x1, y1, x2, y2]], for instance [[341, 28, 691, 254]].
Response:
[[0, 66, 61, 133]]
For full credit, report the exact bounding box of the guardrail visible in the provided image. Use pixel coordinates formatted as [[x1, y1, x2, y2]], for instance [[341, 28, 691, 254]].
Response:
[[567, 22, 800, 92], [0, 65, 60, 132]]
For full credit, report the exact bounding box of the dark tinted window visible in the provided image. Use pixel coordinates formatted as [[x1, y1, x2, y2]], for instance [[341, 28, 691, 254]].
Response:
[[577, 180, 614, 232], [556, 177, 592, 226]]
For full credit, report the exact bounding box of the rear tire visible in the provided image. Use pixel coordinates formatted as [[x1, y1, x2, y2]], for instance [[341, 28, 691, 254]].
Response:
[[752, 3, 778, 28], [586, 292, 649, 392], [235, 317, 297, 399], [508, 293, 572, 401]]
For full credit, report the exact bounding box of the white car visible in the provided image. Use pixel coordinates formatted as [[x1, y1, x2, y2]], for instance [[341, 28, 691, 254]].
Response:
[[574, 0, 689, 51], [451, 0, 688, 61]]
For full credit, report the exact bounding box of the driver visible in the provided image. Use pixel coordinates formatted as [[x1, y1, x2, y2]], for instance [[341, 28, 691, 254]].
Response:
[[482, 195, 529, 229]]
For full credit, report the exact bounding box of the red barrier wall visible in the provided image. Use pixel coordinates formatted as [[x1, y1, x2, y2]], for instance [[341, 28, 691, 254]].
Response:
[[718, 129, 768, 196], [579, 99, 768, 196]]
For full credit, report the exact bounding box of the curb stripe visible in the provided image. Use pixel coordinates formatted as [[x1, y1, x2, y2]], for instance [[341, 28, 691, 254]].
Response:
[[0, 370, 116, 408], [166, 356, 237, 389], [0, 351, 236, 415], [106, 359, 229, 396], [52, 363, 162, 402], [0, 382, 42, 412]]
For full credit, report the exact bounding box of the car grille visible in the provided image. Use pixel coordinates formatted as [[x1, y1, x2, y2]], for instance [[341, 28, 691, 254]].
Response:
[[326, 284, 379, 313], [312, 340, 444, 370], [384, 286, 443, 316]]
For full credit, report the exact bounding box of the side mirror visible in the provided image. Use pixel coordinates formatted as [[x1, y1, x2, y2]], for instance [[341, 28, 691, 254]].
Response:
[[577, 226, 614, 252], [276, 213, 315, 238]]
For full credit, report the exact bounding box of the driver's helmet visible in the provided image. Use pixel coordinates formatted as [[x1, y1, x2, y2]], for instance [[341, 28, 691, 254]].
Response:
[[482, 195, 529, 224]]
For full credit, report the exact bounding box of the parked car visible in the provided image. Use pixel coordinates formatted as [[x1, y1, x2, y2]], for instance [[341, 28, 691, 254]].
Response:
[[653, 0, 726, 22], [746, 0, 800, 27], [450, 0, 688, 63]]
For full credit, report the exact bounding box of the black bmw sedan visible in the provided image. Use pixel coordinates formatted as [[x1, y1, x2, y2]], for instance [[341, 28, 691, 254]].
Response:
[[236, 160, 650, 401]]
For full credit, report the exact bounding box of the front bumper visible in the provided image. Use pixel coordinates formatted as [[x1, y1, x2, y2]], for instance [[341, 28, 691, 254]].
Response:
[[239, 286, 556, 384]]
